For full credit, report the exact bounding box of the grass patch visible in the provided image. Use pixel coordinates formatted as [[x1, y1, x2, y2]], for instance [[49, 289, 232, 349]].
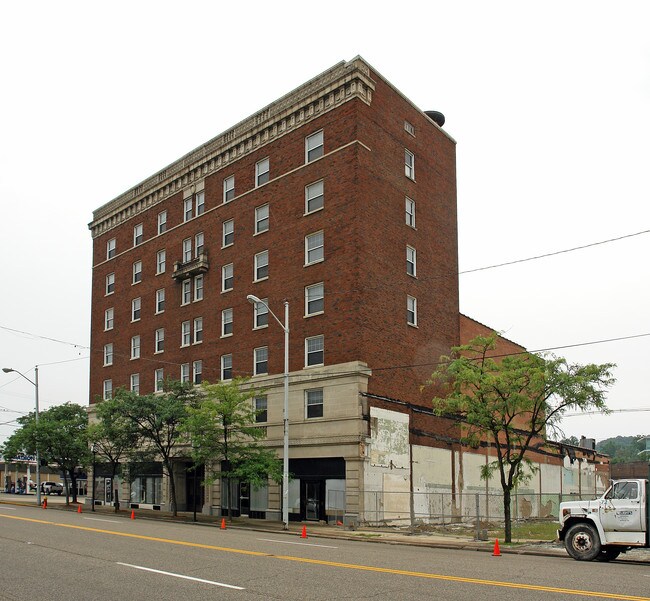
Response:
[[488, 520, 558, 542]]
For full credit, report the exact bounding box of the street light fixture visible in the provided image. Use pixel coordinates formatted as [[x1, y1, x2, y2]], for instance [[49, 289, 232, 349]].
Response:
[[246, 294, 290, 530], [2, 366, 41, 507], [91, 443, 96, 512]]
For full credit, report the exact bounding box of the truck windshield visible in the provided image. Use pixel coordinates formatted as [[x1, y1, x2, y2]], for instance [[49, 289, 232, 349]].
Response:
[[605, 481, 638, 500]]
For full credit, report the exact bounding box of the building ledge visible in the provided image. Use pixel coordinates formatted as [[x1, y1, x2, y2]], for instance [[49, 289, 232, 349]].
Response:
[[172, 252, 209, 280]]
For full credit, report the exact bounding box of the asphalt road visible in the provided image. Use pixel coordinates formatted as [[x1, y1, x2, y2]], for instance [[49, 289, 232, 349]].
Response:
[[1, 504, 649, 601]]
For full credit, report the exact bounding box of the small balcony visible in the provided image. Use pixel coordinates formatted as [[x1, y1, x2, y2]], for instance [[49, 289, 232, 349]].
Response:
[[172, 252, 209, 280]]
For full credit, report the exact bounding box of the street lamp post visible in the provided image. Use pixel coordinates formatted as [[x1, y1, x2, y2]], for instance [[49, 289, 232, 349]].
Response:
[[91, 443, 96, 512], [2, 366, 41, 507], [246, 294, 290, 530]]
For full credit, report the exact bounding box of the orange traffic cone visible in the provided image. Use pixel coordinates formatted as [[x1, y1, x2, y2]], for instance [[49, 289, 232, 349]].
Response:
[[130, 510, 136, 520], [300, 525, 307, 539], [42, 498, 47, 509], [77, 504, 82, 514], [220, 518, 226, 530], [492, 539, 501, 556]]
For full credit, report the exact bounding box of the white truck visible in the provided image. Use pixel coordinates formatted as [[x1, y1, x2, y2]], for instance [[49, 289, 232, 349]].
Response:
[[558, 479, 649, 561]]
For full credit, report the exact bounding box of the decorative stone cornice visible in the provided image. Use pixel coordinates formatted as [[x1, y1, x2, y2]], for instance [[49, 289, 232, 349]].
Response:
[[89, 57, 376, 238]]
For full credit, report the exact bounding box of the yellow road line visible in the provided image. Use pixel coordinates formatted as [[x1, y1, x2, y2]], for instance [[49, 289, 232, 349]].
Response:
[[2, 513, 647, 601]]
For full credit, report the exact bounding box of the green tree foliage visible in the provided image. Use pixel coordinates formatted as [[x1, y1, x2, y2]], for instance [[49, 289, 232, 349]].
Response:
[[597, 435, 650, 463], [181, 378, 282, 520], [2, 403, 89, 504], [428, 333, 616, 543]]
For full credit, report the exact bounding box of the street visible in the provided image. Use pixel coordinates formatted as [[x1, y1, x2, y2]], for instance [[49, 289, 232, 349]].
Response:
[[1, 504, 649, 601]]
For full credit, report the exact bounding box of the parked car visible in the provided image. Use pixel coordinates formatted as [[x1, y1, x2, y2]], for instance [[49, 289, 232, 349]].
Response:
[[41, 481, 63, 495]]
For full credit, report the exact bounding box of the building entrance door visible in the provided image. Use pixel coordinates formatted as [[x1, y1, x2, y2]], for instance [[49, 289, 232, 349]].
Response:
[[301, 480, 325, 521]]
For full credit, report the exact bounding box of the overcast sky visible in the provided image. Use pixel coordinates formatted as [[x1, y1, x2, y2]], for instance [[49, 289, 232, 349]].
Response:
[[1, 1, 648, 447]]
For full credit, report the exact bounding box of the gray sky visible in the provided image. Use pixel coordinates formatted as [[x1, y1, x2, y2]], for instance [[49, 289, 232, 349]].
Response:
[[1, 0, 648, 446]]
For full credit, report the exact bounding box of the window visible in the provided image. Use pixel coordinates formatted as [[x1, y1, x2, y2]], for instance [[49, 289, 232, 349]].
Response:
[[181, 321, 191, 347], [305, 283, 324, 316], [221, 354, 232, 380], [193, 360, 203, 385], [106, 273, 115, 295], [156, 250, 166, 274], [223, 175, 235, 202], [255, 204, 269, 234], [253, 298, 268, 328], [130, 373, 140, 394], [182, 279, 191, 305], [254, 346, 268, 376], [107, 238, 116, 259], [180, 363, 190, 383], [404, 120, 415, 136], [103, 343, 113, 366], [222, 308, 233, 336], [193, 317, 203, 344], [155, 289, 165, 314], [255, 157, 269, 186], [158, 211, 167, 235], [131, 335, 141, 360], [223, 219, 234, 247], [255, 396, 268, 423], [183, 197, 193, 222], [222, 263, 233, 292], [104, 307, 114, 331], [133, 223, 143, 246], [195, 232, 204, 257], [103, 379, 113, 400], [131, 297, 141, 321], [194, 275, 204, 301], [305, 180, 324, 213], [406, 246, 417, 277], [305, 335, 324, 366], [182, 238, 192, 263], [132, 260, 142, 284], [154, 368, 164, 393], [305, 388, 323, 419], [254, 250, 269, 281], [305, 231, 324, 265], [195, 191, 205, 216], [405, 149, 415, 180], [407, 295, 417, 326], [155, 328, 165, 353], [305, 130, 324, 162], [406, 197, 416, 228]]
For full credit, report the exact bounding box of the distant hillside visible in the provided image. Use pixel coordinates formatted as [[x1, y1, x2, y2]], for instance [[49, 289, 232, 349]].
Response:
[[596, 435, 648, 464]]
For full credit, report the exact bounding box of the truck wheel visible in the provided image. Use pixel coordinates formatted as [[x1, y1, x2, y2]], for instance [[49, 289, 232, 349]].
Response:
[[596, 547, 621, 562], [565, 523, 601, 561]]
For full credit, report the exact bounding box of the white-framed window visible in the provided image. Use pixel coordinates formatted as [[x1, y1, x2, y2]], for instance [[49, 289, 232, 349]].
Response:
[[305, 180, 324, 214], [103, 379, 113, 400], [254, 250, 269, 281], [195, 191, 205, 216], [183, 197, 193, 222], [180, 363, 190, 384], [222, 308, 233, 337], [194, 275, 204, 301], [407, 295, 418, 326], [154, 368, 164, 393], [155, 288, 165, 314], [106, 272, 115, 295], [132, 260, 142, 284], [130, 373, 140, 394], [181, 279, 192, 305], [157, 210, 167, 235], [131, 335, 141, 360], [181, 321, 191, 347], [223, 219, 234, 247], [193, 360, 203, 385], [254, 395, 268, 423], [155, 328, 165, 353], [254, 346, 268, 376], [194, 232, 204, 257], [103, 343, 113, 367], [255, 203, 269, 234], [133, 223, 143, 246], [156, 249, 166, 275], [404, 120, 415, 136], [305, 282, 324, 316], [406, 197, 416, 228], [405, 149, 415, 180], [253, 298, 268, 329], [221, 354, 232, 380], [106, 238, 116, 260], [305, 388, 323, 419], [255, 157, 269, 186], [305, 335, 324, 367], [182, 238, 192, 263], [193, 317, 203, 344], [406, 245, 417, 277], [223, 175, 235, 203], [305, 130, 324, 163], [222, 263, 234, 292], [305, 231, 324, 265], [104, 307, 114, 331], [131, 297, 141, 322]]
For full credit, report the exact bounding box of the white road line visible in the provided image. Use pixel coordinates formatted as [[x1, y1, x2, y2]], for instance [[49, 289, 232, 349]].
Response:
[[257, 538, 338, 549], [117, 563, 244, 590], [0, 507, 16, 511], [83, 517, 120, 524]]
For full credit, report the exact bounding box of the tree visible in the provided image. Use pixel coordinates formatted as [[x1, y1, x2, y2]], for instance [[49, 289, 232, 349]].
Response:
[[181, 378, 282, 521], [2, 403, 89, 504], [428, 332, 615, 543]]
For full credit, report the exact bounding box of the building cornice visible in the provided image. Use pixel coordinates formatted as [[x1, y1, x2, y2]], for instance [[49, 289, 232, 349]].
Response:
[[89, 58, 376, 238]]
